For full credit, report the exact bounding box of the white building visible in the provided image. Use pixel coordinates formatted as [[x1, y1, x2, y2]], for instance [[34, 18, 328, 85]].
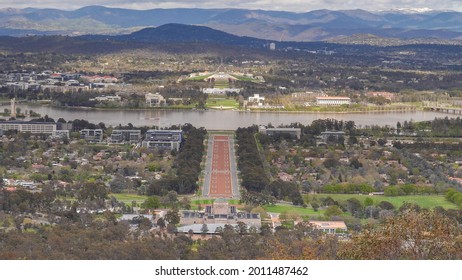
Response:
[[248, 94, 265, 106], [316, 96, 351, 106], [145, 93, 166, 107], [202, 88, 241, 95], [0, 121, 56, 134]]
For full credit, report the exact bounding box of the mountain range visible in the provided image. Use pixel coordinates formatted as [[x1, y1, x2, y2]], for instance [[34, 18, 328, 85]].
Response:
[[1, 6, 462, 41]]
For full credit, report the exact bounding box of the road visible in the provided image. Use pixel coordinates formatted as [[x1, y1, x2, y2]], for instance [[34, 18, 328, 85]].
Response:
[[202, 133, 239, 198]]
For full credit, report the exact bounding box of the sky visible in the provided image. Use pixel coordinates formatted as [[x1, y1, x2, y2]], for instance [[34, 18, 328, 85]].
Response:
[[0, 0, 461, 12]]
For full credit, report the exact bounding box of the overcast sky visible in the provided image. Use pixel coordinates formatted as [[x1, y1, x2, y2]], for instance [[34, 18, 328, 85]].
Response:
[[1, 0, 461, 12]]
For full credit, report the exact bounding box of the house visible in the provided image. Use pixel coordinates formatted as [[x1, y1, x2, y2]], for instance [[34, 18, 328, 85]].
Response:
[[307, 221, 347, 234]]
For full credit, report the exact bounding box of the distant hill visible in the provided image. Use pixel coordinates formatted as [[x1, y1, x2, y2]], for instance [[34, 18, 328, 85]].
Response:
[[1, 6, 462, 41], [111, 24, 269, 48]]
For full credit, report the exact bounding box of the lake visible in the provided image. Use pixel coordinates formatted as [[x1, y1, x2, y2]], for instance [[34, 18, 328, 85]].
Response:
[[1, 104, 456, 130]]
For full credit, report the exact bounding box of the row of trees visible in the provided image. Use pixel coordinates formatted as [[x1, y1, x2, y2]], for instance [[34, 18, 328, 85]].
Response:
[[235, 126, 269, 193], [147, 125, 206, 195], [445, 188, 462, 208]]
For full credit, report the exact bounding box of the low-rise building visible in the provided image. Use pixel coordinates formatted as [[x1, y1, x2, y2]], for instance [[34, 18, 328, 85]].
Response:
[[179, 198, 261, 230], [366, 91, 396, 101], [110, 129, 141, 144], [248, 94, 265, 105], [80, 129, 103, 143], [321, 131, 345, 142], [145, 93, 166, 107], [142, 130, 182, 150], [259, 126, 301, 139], [91, 95, 122, 102], [316, 96, 351, 105], [308, 221, 347, 234], [0, 121, 57, 134], [291, 91, 326, 102], [52, 130, 70, 138]]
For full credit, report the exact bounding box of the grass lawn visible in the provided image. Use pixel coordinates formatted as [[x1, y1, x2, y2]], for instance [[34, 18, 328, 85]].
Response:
[[234, 75, 260, 82], [307, 194, 458, 209], [167, 104, 197, 109], [213, 82, 230, 89], [188, 75, 212, 81], [111, 193, 148, 204], [205, 98, 238, 109], [263, 204, 325, 216], [192, 198, 240, 205]]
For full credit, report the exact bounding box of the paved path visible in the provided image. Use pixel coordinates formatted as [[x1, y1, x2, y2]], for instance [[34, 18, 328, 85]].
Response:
[[203, 134, 239, 198]]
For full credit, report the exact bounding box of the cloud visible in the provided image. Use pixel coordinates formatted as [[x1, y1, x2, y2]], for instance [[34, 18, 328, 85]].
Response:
[[1, 0, 461, 12]]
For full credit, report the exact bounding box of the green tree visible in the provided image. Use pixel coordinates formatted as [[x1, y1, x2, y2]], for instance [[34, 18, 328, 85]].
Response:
[[142, 196, 161, 209], [364, 197, 374, 207], [311, 201, 320, 212], [324, 205, 343, 218], [77, 181, 108, 201], [156, 217, 166, 228], [165, 208, 180, 225], [200, 223, 209, 236]]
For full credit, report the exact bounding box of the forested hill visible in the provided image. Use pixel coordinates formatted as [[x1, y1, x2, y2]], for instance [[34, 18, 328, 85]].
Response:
[[82, 23, 271, 48]]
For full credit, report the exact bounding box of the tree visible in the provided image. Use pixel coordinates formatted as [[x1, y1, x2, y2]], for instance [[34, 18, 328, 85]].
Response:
[[200, 223, 209, 236], [235, 221, 248, 235], [378, 201, 395, 210], [377, 138, 387, 146], [324, 205, 343, 218], [364, 197, 374, 207], [179, 197, 191, 210], [339, 210, 462, 259], [156, 217, 166, 228], [165, 208, 180, 225], [346, 198, 363, 218], [142, 196, 161, 209], [77, 181, 108, 202], [161, 191, 178, 208], [311, 201, 320, 212], [350, 158, 363, 169]]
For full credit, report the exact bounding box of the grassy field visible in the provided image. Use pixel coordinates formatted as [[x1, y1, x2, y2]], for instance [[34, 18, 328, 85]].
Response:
[[192, 198, 241, 205], [213, 81, 230, 89], [206, 98, 239, 109], [234, 75, 261, 83], [263, 204, 325, 216], [306, 194, 458, 209], [110, 193, 148, 204], [188, 75, 212, 81]]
